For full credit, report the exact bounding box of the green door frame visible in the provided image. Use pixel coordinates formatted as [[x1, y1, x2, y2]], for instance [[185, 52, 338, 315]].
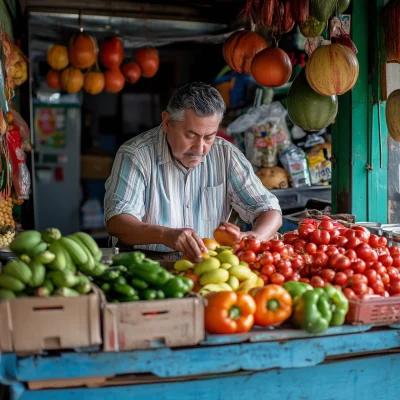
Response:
[[331, 0, 388, 223]]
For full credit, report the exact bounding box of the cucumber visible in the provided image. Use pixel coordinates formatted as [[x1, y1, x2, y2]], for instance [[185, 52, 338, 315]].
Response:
[[60, 246, 77, 273], [41, 228, 62, 244], [0, 273, 25, 292], [28, 260, 46, 288], [48, 241, 67, 271], [74, 281, 91, 294], [112, 251, 145, 267], [26, 241, 48, 258], [0, 289, 16, 299], [131, 278, 148, 290], [53, 287, 80, 297], [68, 235, 95, 272], [100, 282, 111, 293], [72, 232, 100, 258], [50, 270, 80, 288], [9, 230, 42, 254], [59, 237, 88, 265], [3, 259, 32, 284], [90, 262, 107, 277], [113, 283, 136, 297], [34, 250, 56, 265]]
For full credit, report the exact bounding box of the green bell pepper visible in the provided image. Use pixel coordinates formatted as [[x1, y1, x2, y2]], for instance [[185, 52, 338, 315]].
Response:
[[180, 276, 194, 292], [161, 276, 190, 298], [293, 288, 332, 334], [282, 281, 313, 300], [323, 285, 349, 326]]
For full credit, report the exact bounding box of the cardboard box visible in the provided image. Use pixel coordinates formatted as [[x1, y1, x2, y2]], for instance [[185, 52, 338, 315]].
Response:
[[81, 155, 113, 180], [0, 291, 102, 354], [103, 296, 205, 352]]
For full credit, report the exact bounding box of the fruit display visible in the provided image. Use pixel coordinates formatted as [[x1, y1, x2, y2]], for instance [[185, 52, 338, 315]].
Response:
[[0, 228, 107, 298], [93, 251, 193, 302]]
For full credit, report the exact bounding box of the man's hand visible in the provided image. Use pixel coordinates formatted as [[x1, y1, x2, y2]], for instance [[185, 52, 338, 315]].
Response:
[[215, 222, 244, 244], [164, 228, 207, 263]]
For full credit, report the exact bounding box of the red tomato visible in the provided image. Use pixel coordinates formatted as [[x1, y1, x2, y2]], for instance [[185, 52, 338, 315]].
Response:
[[283, 232, 299, 244], [333, 236, 348, 247], [387, 266, 400, 281], [309, 230, 331, 245], [300, 218, 319, 227], [241, 250, 256, 264], [280, 265, 294, 279], [291, 256, 304, 270], [365, 269, 378, 285], [270, 273, 285, 285], [326, 246, 339, 257], [317, 245, 328, 253], [259, 252, 274, 266], [344, 249, 357, 261], [286, 245, 294, 256], [259, 241, 271, 252], [346, 237, 361, 249], [352, 282, 369, 295], [329, 254, 351, 270], [371, 262, 387, 276], [352, 259, 366, 274], [337, 247, 345, 254], [276, 259, 291, 270], [343, 268, 354, 278], [279, 247, 290, 259], [346, 229, 369, 244], [243, 238, 261, 253], [378, 254, 393, 267], [330, 230, 340, 241], [393, 255, 400, 268], [381, 273, 390, 286], [389, 280, 400, 295], [310, 276, 325, 288], [299, 278, 311, 284], [333, 272, 348, 286], [319, 268, 336, 283], [354, 243, 377, 262], [298, 224, 315, 240], [250, 262, 261, 271], [232, 244, 242, 254], [351, 274, 368, 285], [338, 227, 349, 236], [272, 252, 281, 264], [352, 225, 371, 238], [294, 238, 308, 246], [369, 234, 387, 248], [261, 264, 276, 276], [318, 220, 335, 232], [370, 280, 385, 295], [389, 246, 400, 257], [312, 251, 329, 268], [306, 243, 317, 255], [269, 240, 285, 254], [343, 287, 357, 300]]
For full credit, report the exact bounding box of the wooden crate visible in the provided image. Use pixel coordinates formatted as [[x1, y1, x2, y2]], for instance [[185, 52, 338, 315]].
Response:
[[102, 296, 205, 351]]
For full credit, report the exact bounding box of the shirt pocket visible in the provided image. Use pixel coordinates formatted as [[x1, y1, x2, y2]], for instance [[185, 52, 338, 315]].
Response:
[[201, 183, 224, 221]]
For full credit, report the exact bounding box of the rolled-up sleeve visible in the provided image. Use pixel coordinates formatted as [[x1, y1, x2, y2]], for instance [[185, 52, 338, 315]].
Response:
[[104, 152, 146, 222], [228, 147, 281, 224]]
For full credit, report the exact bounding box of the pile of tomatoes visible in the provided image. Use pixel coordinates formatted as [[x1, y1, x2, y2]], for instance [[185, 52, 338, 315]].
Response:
[[233, 217, 400, 300]]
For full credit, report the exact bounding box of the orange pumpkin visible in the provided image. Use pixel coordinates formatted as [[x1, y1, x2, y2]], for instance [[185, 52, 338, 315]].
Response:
[[104, 68, 125, 93], [250, 47, 292, 87], [121, 62, 141, 84], [223, 30, 268, 74], [46, 69, 61, 89], [386, 89, 400, 141], [46, 44, 69, 71], [136, 47, 159, 78], [60, 66, 84, 93], [84, 71, 105, 95], [100, 36, 124, 69], [69, 33, 97, 70], [305, 43, 359, 96]]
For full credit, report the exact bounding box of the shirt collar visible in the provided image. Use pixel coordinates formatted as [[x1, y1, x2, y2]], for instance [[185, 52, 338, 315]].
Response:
[[156, 125, 206, 166]]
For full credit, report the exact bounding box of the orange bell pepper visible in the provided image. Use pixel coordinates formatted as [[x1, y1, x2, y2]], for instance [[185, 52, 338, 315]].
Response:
[[249, 284, 292, 327], [204, 291, 256, 334]]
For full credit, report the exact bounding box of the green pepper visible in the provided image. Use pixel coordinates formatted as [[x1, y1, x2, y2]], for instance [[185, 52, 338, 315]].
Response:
[[323, 285, 349, 326], [156, 290, 165, 300], [161, 276, 188, 298], [112, 283, 136, 298], [112, 251, 145, 267], [101, 282, 111, 293], [180, 276, 194, 292], [293, 288, 332, 334], [128, 262, 171, 286], [282, 281, 313, 302], [140, 289, 158, 301], [131, 278, 149, 290]]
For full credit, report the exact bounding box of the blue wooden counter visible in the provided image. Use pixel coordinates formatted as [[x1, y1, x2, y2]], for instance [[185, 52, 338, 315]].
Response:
[[1, 325, 400, 400]]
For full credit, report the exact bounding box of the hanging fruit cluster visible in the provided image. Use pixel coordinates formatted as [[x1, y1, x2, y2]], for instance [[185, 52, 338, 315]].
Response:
[[46, 31, 160, 95]]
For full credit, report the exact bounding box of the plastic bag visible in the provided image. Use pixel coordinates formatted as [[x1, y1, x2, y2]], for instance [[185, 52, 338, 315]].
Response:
[[306, 144, 332, 186], [7, 128, 30, 199], [279, 144, 311, 188], [244, 102, 292, 168], [8, 108, 32, 152]]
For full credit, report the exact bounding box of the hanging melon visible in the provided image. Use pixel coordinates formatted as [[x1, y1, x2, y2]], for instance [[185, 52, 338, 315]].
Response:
[[305, 43, 359, 95], [287, 68, 338, 131], [46, 44, 69, 71], [310, 0, 337, 22], [69, 33, 97, 69], [386, 89, 400, 141]]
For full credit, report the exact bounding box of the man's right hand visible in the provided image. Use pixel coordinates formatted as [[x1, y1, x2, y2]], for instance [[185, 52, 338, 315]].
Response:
[[164, 228, 207, 263]]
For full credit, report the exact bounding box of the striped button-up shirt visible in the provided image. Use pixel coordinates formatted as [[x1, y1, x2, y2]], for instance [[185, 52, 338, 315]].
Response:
[[104, 126, 281, 252]]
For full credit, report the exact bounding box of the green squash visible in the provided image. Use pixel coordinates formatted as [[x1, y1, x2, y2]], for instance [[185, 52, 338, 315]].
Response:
[[287, 68, 339, 132], [310, 0, 338, 22], [338, 0, 351, 14], [300, 15, 327, 38]]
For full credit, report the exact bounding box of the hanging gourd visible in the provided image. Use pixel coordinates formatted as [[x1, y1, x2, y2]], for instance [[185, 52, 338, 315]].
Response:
[[46, 69, 62, 89], [310, 0, 337, 22], [69, 32, 97, 69], [386, 89, 400, 141], [104, 68, 125, 93], [46, 44, 69, 71], [84, 65, 105, 95], [99, 36, 124, 69], [338, 0, 351, 14], [60, 66, 84, 93], [299, 15, 326, 38], [121, 61, 141, 84], [384, 0, 400, 63], [251, 47, 292, 87], [287, 68, 338, 131], [222, 30, 268, 74], [305, 43, 359, 95], [135, 47, 159, 78]]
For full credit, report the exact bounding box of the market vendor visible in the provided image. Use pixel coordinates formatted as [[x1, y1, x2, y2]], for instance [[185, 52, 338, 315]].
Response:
[[104, 82, 282, 262]]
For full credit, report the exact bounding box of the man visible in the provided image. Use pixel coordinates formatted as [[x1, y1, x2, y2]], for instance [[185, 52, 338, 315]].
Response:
[[105, 82, 282, 262]]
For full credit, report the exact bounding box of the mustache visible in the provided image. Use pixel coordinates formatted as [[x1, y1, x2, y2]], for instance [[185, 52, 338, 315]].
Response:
[[184, 153, 204, 157]]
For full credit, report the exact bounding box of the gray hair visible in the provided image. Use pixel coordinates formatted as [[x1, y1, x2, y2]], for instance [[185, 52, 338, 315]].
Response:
[[166, 82, 226, 122]]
